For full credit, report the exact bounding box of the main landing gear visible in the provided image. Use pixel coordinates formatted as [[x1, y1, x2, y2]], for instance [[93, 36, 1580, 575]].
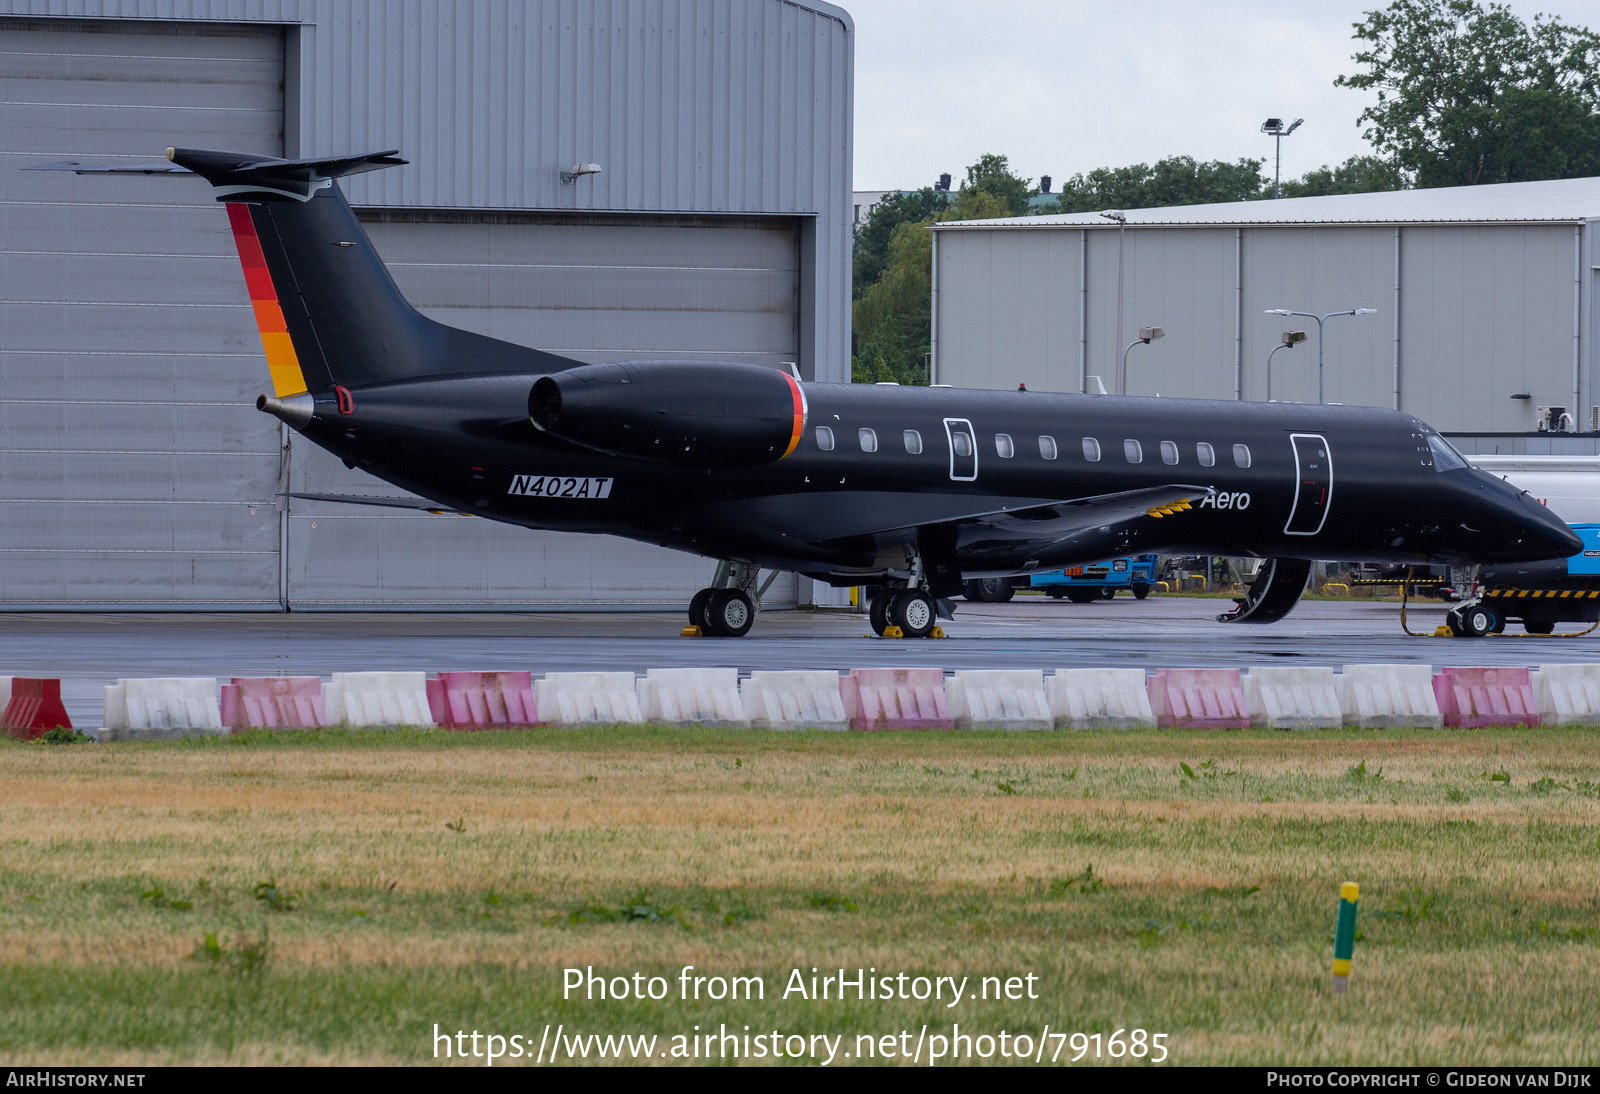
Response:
[[687, 561, 779, 638], [865, 550, 951, 639]]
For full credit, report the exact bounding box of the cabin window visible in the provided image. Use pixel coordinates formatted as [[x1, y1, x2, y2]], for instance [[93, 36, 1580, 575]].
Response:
[[858, 427, 878, 453], [1124, 439, 1143, 464], [952, 431, 973, 457], [1233, 443, 1251, 468], [995, 433, 1015, 458], [903, 429, 923, 454], [1196, 442, 1215, 467], [1038, 435, 1058, 460], [1160, 440, 1179, 465], [815, 426, 834, 451], [1082, 437, 1101, 462]]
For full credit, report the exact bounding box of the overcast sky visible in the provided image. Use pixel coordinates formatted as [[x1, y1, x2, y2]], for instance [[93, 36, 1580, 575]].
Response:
[[846, 0, 1600, 192]]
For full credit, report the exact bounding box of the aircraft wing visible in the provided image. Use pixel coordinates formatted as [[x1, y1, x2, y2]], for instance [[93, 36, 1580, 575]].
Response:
[[816, 484, 1211, 548], [283, 492, 474, 516]]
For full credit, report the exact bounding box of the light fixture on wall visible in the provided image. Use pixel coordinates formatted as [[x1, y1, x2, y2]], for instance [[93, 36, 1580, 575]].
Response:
[[561, 162, 603, 184]]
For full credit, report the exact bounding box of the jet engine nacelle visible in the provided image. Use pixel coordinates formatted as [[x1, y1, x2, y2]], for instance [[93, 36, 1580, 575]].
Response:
[[528, 361, 806, 469]]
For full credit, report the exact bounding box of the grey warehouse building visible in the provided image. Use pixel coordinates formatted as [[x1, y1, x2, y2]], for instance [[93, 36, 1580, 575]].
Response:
[[930, 181, 1600, 451], [0, 0, 853, 609]]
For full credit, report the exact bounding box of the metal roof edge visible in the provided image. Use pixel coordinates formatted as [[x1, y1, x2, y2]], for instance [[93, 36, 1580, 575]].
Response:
[[930, 217, 1587, 231]]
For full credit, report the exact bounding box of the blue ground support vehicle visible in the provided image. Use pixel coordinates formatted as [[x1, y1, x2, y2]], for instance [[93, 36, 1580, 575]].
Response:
[[1029, 554, 1160, 603]]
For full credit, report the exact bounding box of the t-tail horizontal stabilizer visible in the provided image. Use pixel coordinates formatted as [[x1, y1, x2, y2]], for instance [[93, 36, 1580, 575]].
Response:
[[27, 148, 407, 202]]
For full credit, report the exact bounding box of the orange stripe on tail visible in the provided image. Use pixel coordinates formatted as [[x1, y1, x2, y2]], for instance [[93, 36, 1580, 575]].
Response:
[[226, 204, 308, 398]]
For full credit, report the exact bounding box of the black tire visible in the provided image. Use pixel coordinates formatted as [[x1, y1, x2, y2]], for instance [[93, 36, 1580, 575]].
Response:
[[1131, 583, 1151, 600], [688, 588, 713, 629], [707, 589, 754, 638], [1046, 588, 1066, 599], [1065, 587, 1097, 605], [962, 580, 985, 602], [1099, 586, 1117, 600], [869, 592, 891, 636], [1526, 620, 1556, 635], [893, 589, 937, 638], [975, 577, 1013, 603], [1459, 604, 1497, 638]]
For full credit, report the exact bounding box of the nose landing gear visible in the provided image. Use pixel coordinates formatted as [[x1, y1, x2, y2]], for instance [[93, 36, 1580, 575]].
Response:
[[686, 561, 776, 638]]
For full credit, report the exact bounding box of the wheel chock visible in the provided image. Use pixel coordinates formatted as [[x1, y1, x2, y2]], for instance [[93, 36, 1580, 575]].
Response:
[[680, 625, 703, 638], [1433, 625, 1452, 637], [930, 626, 946, 639], [881, 626, 904, 639]]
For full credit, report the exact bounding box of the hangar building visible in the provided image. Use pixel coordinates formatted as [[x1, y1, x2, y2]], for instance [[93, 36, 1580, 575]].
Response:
[[0, 0, 852, 609], [929, 181, 1600, 455]]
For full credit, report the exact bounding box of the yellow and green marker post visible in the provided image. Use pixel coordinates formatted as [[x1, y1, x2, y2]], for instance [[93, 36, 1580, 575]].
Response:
[[1332, 881, 1359, 993]]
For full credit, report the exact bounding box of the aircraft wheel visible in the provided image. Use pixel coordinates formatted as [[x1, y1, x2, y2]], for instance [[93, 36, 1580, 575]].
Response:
[[1099, 587, 1117, 600], [1526, 620, 1555, 635], [707, 589, 754, 638], [1131, 583, 1151, 600], [1065, 587, 1097, 605], [893, 590, 937, 639], [869, 591, 891, 636], [973, 577, 1012, 603], [688, 588, 713, 629], [1453, 604, 1497, 638]]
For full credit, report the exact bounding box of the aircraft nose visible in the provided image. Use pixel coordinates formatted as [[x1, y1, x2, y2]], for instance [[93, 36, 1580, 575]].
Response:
[[1495, 485, 1582, 560]]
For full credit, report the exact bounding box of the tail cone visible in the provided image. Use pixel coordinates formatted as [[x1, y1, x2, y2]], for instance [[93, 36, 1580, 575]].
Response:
[[257, 392, 314, 428]]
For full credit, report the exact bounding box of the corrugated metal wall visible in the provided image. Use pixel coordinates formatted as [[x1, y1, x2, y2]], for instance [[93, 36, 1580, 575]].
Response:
[[934, 222, 1584, 435], [0, 17, 286, 606], [0, 0, 851, 609]]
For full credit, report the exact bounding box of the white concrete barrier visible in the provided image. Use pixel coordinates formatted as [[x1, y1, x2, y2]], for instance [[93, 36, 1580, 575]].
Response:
[[534, 671, 642, 725], [741, 670, 848, 730], [1336, 664, 1442, 729], [1533, 664, 1600, 727], [1046, 669, 1154, 730], [1244, 666, 1342, 730], [101, 678, 225, 741], [637, 668, 748, 727], [946, 669, 1052, 730], [324, 672, 433, 727]]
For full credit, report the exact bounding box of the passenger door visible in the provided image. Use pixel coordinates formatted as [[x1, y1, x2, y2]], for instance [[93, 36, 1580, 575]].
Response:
[[944, 417, 977, 481], [1284, 433, 1332, 535]]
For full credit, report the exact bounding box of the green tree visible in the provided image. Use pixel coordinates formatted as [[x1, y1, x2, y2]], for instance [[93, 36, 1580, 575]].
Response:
[[1050, 156, 1266, 213], [1335, 0, 1600, 186], [1279, 154, 1406, 197], [961, 153, 1034, 217], [852, 188, 948, 300]]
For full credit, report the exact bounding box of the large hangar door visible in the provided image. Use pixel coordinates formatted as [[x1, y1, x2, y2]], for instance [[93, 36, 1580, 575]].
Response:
[[0, 19, 285, 606], [287, 213, 803, 608]]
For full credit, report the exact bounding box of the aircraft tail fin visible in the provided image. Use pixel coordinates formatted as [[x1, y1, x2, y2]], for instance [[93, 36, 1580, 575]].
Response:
[[40, 147, 577, 397]]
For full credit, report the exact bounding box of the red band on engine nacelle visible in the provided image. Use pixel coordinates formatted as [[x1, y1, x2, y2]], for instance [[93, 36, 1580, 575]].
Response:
[[781, 371, 807, 459]]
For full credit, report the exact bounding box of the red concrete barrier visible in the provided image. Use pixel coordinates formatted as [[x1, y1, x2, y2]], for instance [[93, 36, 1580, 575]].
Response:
[[839, 668, 954, 730], [1434, 666, 1539, 728], [2, 678, 72, 739], [425, 671, 538, 729], [1148, 668, 1248, 729], [222, 676, 327, 731]]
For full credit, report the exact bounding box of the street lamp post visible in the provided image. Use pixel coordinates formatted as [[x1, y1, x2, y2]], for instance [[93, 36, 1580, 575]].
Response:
[[1099, 209, 1126, 392], [1264, 308, 1377, 404], [1260, 117, 1303, 199], [1121, 326, 1165, 394], [1265, 330, 1307, 401]]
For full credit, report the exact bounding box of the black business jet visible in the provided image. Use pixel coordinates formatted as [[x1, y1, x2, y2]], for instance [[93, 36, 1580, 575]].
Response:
[[42, 149, 1581, 637]]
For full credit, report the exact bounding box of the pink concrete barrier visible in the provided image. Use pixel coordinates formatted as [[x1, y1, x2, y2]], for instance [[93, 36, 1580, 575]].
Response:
[[222, 676, 328, 731], [839, 668, 954, 730], [1434, 666, 1539, 728], [425, 671, 538, 729], [1148, 668, 1248, 729], [2, 678, 72, 739]]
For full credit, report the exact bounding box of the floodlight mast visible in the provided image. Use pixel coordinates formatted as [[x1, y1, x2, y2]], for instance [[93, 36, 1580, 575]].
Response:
[[1099, 209, 1127, 392], [1260, 117, 1303, 199], [1265, 307, 1377, 404]]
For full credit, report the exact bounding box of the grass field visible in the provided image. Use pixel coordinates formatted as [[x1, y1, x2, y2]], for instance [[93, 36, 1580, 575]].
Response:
[[2, 725, 1599, 1066]]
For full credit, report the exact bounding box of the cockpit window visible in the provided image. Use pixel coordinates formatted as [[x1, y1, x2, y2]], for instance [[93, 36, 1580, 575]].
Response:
[[1427, 434, 1470, 472]]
